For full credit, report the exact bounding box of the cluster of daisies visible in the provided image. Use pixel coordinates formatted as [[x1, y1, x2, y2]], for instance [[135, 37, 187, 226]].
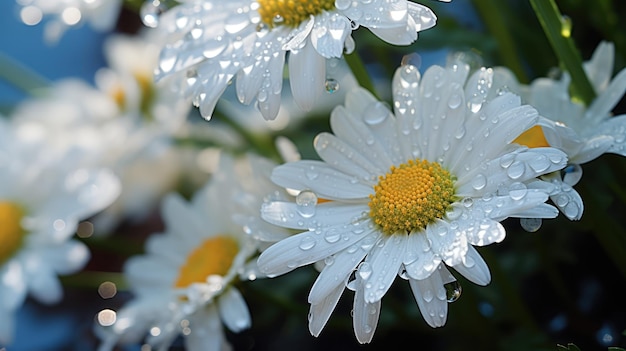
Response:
[[4, 0, 626, 350]]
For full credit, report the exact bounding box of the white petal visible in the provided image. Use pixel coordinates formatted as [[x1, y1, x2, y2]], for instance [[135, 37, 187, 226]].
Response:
[[595, 115, 626, 156], [584, 41, 614, 91], [309, 244, 369, 304], [404, 233, 441, 280], [450, 246, 491, 285], [271, 160, 373, 200], [28, 265, 63, 304], [42, 240, 90, 275], [311, 13, 351, 58], [257, 228, 378, 277], [427, 220, 468, 266], [308, 279, 346, 337], [456, 147, 567, 198], [314, 132, 384, 182], [587, 68, 626, 122], [550, 186, 584, 221], [0, 261, 27, 310], [218, 288, 251, 332], [185, 305, 227, 351], [408, 266, 448, 327], [571, 135, 613, 164], [362, 234, 406, 303], [289, 39, 325, 111], [368, 17, 418, 45], [353, 277, 381, 344], [262, 200, 367, 230], [462, 219, 506, 247]]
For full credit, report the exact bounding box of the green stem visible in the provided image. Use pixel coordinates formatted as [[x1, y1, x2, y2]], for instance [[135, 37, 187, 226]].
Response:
[[472, 0, 528, 83], [0, 53, 50, 95], [344, 51, 380, 100], [529, 0, 596, 106]]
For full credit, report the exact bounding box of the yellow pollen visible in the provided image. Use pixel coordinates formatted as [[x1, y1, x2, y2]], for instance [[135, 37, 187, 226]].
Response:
[[257, 0, 336, 28], [368, 160, 456, 235], [513, 125, 550, 148], [110, 84, 126, 110], [0, 201, 26, 266], [174, 235, 239, 289], [134, 72, 156, 120]]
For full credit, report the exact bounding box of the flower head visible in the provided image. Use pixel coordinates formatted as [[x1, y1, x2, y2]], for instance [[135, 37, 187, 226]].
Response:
[[154, 0, 441, 120], [257, 62, 568, 343], [0, 120, 120, 345], [495, 41, 626, 220], [96, 152, 292, 351]]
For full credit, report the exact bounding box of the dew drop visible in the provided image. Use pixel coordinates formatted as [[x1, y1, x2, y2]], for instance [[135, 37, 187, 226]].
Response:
[[140, 0, 168, 28], [506, 161, 525, 179], [296, 190, 317, 218], [509, 182, 528, 201], [561, 163, 582, 186], [299, 235, 316, 250], [471, 173, 487, 191], [358, 262, 373, 280], [401, 53, 422, 70], [444, 281, 462, 302], [520, 218, 542, 232], [324, 228, 341, 243], [363, 101, 389, 125], [528, 154, 551, 173], [325, 78, 339, 93], [422, 288, 434, 302]]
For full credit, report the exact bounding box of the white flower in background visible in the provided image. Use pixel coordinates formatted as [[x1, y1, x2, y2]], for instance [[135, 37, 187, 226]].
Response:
[[16, 0, 122, 43], [96, 152, 292, 351], [11, 29, 194, 233], [152, 0, 443, 120], [257, 63, 568, 343], [0, 119, 120, 345], [495, 41, 626, 220]]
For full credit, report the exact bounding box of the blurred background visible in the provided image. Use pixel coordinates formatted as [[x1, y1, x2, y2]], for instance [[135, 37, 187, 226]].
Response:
[[1, 0, 626, 350]]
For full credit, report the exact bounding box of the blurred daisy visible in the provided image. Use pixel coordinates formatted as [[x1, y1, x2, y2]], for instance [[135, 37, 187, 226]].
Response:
[[257, 63, 568, 343], [0, 120, 120, 345], [16, 0, 122, 43], [154, 0, 442, 120], [495, 41, 626, 220], [97, 153, 292, 351], [11, 29, 194, 233]]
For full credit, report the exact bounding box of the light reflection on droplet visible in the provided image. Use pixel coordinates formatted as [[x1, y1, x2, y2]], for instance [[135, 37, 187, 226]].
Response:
[[20, 6, 42, 26], [150, 326, 161, 336], [77, 221, 94, 238], [98, 281, 117, 299], [444, 281, 462, 302], [97, 309, 116, 326], [53, 219, 66, 231], [61, 7, 82, 26], [141, 344, 152, 351]]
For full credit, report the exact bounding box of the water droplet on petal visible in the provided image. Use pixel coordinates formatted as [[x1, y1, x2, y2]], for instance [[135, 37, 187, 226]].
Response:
[[325, 78, 339, 93], [363, 101, 389, 125], [299, 235, 316, 250], [444, 281, 462, 302], [520, 218, 542, 232], [471, 174, 487, 191], [509, 182, 528, 201], [506, 161, 525, 179], [140, 0, 168, 28], [296, 190, 317, 218], [358, 262, 373, 280]]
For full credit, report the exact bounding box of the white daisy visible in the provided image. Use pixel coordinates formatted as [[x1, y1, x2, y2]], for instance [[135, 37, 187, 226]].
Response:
[[153, 0, 443, 120], [0, 119, 120, 345], [12, 28, 194, 232], [16, 0, 122, 43], [96, 152, 292, 351], [257, 62, 568, 343], [494, 41, 626, 220]]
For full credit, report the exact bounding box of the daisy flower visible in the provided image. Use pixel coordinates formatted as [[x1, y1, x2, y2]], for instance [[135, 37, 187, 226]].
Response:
[[495, 41, 626, 220], [0, 119, 120, 345], [257, 62, 568, 343], [96, 152, 292, 351], [153, 0, 443, 120], [16, 0, 122, 43]]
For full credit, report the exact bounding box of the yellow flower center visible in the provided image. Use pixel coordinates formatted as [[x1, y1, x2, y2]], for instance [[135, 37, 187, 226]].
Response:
[[513, 125, 550, 148], [257, 0, 336, 28], [368, 160, 456, 235], [174, 235, 239, 288], [0, 201, 26, 266]]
